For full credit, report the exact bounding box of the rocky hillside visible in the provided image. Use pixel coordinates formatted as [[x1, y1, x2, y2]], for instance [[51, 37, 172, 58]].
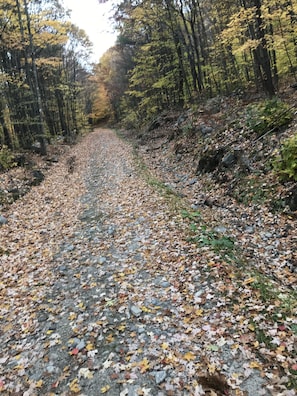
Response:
[[121, 91, 297, 279]]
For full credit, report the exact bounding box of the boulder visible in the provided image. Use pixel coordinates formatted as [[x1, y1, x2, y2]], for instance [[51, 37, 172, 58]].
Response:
[[0, 215, 8, 226], [197, 148, 225, 173], [31, 170, 45, 186], [222, 152, 237, 168]]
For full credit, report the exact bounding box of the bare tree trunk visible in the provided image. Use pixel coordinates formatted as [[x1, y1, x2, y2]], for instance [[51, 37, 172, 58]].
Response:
[[23, 0, 47, 155]]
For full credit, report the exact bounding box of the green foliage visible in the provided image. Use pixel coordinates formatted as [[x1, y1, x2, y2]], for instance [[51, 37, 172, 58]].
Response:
[[273, 134, 297, 181], [181, 209, 201, 221], [189, 224, 235, 256], [0, 146, 16, 170], [246, 99, 293, 137]]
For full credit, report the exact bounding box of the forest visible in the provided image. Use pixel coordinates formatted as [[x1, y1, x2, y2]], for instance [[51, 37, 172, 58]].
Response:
[[1, 0, 297, 159], [1, 2, 297, 394], [94, 0, 297, 126], [0, 0, 93, 157]]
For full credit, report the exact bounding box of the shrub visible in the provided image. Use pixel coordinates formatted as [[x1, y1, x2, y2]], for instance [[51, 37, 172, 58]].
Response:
[[0, 145, 16, 171], [273, 134, 297, 181], [246, 98, 293, 136]]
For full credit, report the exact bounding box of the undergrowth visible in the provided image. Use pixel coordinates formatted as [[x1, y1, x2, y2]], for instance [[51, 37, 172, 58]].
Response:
[[0, 145, 16, 170], [273, 133, 297, 181], [246, 98, 293, 137]]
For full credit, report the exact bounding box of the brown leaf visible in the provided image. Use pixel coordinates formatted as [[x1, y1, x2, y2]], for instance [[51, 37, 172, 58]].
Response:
[[198, 374, 230, 395]]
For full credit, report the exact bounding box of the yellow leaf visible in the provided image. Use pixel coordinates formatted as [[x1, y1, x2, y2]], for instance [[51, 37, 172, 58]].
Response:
[[161, 342, 169, 350], [248, 323, 255, 331], [86, 343, 94, 351], [184, 351, 196, 361], [139, 357, 150, 373], [68, 312, 77, 321], [141, 306, 152, 313], [69, 378, 81, 393], [46, 330, 53, 335], [35, 380, 43, 388], [243, 277, 255, 285], [249, 361, 261, 369], [117, 324, 126, 332], [101, 385, 111, 393], [276, 345, 285, 354], [77, 302, 85, 309], [195, 309, 204, 316]]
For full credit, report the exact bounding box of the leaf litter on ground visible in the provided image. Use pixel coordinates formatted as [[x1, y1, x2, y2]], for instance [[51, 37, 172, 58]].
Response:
[[0, 129, 296, 395]]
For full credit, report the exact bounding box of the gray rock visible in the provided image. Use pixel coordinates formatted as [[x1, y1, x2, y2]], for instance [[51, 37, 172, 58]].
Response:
[[222, 152, 237, 168], [200, 125, 213, 135], [265, 245, 275, 251], [130, 305, 142, 317], [108, 225, 116, 236], [245, 226, 255, 234], [64, 244, 75, 252], [31, 169, 45, 186], [214, 226, 227, 233], [37, 312, 49, 322], [136, 325, 146, 334], [0, 215, 8, 225], [160, 281, 170, 288], [45, 322, 57, 331], [46, 364, 58, 374], [188, 178, 198, 186], [264, 232, 273, 239], [154, 370, 167, 384], [194, 290, 204, 299], [98, 256, 107, 265], [127, 385, 141, 396]]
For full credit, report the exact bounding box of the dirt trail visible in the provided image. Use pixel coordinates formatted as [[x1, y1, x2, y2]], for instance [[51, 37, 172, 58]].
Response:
[[0, 129, 295, 395]]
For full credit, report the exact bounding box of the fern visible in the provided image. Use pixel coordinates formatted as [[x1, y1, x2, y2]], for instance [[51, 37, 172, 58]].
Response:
[[273, 134, 297, 181]]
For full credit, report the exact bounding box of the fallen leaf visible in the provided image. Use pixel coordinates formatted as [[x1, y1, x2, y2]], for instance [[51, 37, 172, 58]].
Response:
[[184, 351, 196, 361], [101, 384, 111, 393], [139, 357, 150, 373], [78, 368, 93, 379], [249, 361, 261, 369], [69, 378, 81, 393]]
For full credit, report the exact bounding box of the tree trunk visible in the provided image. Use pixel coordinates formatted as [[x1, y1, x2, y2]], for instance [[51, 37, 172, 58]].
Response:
[[23, 0, 47, 155]]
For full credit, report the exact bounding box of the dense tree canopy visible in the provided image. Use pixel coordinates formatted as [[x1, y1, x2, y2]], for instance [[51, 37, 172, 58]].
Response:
[[0, 0, 93, 153], [94, 0, 297, 126], [2, 0, 297, 141]]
